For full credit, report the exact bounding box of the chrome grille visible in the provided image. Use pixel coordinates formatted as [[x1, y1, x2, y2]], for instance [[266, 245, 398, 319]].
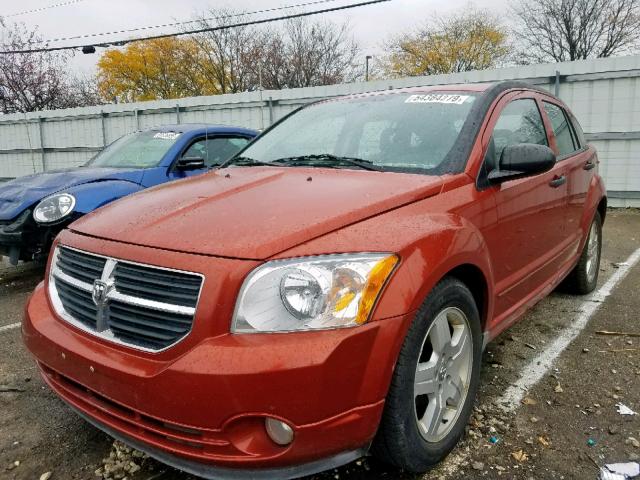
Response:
[[54, 278, 98, 329], [49, 246, 203, 352], [56, 247, 106, 284], [113, 263, 201, 308], [108, 301, 193, 350]]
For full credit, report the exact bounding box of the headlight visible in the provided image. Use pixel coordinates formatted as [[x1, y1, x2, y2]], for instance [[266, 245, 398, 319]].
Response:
[[33, 193, 76, 224], [232, 253, 398, 333]]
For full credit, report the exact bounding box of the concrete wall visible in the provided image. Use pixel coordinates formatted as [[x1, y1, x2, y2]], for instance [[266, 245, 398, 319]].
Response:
[[1, 55, 639, 206]]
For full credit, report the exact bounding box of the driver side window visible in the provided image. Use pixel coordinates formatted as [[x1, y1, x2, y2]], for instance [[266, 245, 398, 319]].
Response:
[[183, 136, 251, 167], [486, 99, 548, 171]]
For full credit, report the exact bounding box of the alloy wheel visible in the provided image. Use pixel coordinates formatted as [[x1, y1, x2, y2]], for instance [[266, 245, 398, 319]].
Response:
[[414, 307, 473, 443], [585, 220, 600, 284]]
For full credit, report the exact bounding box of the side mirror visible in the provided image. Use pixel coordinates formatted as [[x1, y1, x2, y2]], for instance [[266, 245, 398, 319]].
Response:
[[488, 143, 556, 183], [176, 156, 205, 171]]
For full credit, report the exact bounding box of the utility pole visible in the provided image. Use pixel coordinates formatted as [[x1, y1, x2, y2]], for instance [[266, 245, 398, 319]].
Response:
[[365, 55, 372, 82], [258, 65, 265, 130]]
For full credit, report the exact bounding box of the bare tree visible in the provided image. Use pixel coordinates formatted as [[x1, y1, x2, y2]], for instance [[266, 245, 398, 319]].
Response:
[[0, 22, 70, 113], [190, 9, 268, 94], [190, 9, 360, 92], [0, 21, 102, 113], [61, 75, 104, 108], [512, 0, 640, 62], [257, 18, 360, 89]]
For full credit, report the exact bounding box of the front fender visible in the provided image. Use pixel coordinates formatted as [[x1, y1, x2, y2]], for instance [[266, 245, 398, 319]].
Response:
[[66, 181, 144, 215], [379, 213, 495, 320], [375, 214, 496, 403], [276, 208, 496, 406], [276, 208, 496, 323]]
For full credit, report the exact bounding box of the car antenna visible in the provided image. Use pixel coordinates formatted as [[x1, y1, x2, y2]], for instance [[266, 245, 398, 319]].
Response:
[[206, 125, 209, 167]]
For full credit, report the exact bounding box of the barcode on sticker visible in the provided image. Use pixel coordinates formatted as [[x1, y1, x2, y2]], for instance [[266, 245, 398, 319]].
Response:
[[405, 94, 470, 105]]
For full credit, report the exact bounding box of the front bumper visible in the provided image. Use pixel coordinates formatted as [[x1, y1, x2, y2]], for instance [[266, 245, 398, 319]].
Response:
[[0, 209, 63, 264], [24, 281, 411, 475], [53, 400, 367, 480]]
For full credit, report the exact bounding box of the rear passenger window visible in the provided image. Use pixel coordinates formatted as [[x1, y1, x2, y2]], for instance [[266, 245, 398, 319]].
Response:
[[486, 99, 547, 170], [567, 111, 586, 147], [543, 102, 578, 157]]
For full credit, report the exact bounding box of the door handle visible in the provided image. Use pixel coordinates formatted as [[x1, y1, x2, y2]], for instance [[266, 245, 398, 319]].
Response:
[[583, 161, 596, 171], [549, 175, 566, 188]]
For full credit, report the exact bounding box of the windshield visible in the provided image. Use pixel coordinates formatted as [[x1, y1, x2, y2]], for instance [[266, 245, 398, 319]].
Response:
[[86, 131, 181, 168], [239, 92, 478, 173]]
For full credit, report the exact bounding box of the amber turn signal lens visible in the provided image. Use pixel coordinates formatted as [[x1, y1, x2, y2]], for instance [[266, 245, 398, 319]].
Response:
[[355, 255, 399, 325]]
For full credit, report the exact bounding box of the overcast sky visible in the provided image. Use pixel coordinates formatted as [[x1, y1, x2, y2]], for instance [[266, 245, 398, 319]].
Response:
[[2, 0, 510, 76]]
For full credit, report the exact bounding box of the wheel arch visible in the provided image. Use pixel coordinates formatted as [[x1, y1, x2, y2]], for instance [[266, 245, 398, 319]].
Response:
[[445, 263, 489, 334], [597, 196, 607, 225]]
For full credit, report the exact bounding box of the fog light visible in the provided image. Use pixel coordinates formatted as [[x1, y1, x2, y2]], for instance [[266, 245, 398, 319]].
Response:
[[265, 418, 294, 446]]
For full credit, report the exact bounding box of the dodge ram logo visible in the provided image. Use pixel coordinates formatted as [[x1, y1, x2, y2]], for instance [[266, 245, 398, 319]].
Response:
[[92, 279, 112, 307]]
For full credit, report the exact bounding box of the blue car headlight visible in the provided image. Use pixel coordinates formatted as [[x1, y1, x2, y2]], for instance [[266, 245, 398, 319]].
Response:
[[33, 193, 76, 224]]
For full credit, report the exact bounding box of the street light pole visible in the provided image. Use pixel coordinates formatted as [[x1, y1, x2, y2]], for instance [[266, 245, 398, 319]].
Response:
[[365, 55, 372, 82]]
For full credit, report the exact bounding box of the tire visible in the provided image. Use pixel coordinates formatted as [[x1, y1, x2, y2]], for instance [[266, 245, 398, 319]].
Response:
[[372, 277, 482, 473], [562, 211, 602, 295]]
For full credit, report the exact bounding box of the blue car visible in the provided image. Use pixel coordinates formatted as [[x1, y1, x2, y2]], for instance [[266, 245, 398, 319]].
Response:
[[0, 124, 257, 265]]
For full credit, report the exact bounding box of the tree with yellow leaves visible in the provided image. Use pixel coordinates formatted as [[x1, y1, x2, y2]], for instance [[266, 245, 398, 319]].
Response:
[[383, 9, 509, 78], [97, 8, 361, 103], [97, 37, 218, 103]]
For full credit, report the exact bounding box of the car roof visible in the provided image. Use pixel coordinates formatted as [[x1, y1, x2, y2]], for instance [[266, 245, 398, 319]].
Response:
[[327, 80, 551, 103], [146, 123, 257, 136], [396, 82, 495, 93]]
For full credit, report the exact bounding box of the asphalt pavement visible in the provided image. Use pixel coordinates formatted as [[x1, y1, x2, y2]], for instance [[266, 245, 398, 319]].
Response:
[[1, 208, 639, 480]]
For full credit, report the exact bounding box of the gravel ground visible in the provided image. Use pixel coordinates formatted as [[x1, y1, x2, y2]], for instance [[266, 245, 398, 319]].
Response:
[[1, 209, 639, 480]]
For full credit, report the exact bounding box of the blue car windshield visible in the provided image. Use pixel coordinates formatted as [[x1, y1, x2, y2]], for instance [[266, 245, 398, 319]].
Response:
[[86, 131, 181, 168]]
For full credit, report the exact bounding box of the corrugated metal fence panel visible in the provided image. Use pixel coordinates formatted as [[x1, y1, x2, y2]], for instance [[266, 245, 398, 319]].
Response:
[[0, 152, 42, 177], [0, 55, 639, 204], [105, 114, 138, 144], [45, 150, 95, 171], [593, 140, 640, 190], [44, 116, 103, 149], [0, 121, 40, 151]]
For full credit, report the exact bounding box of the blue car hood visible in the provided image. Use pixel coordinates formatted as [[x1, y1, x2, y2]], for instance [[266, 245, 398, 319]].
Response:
[[0, 167, 144, 221]]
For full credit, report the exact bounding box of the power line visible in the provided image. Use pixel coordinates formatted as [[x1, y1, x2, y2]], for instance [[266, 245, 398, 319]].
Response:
[[44, 0, 340, 44], [0, 0, 391, 54], [3, 0, 88, 18]]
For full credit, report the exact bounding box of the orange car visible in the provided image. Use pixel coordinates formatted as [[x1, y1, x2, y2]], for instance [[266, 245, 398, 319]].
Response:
[[23, 81, 606, 478]]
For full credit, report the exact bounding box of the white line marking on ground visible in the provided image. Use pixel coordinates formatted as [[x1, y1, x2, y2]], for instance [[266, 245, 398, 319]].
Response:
[[499, 246, 640, 412], [435, 247, 640, 478], [0, 322, 20, 333]]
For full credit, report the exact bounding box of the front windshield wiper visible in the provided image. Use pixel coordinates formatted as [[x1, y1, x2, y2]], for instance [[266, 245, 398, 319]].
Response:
[[272, 154, 383, 172], [216, 156, 283, 169]]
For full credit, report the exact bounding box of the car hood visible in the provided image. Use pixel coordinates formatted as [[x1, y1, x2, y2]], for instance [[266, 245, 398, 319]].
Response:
[[0, 167, 144, 221], [71, 167, 443, 260]]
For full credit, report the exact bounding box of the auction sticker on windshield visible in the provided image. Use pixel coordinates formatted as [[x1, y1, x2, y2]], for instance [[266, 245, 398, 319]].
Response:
[[405, 94, 470, 104], [153, 132, 181, 140]]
